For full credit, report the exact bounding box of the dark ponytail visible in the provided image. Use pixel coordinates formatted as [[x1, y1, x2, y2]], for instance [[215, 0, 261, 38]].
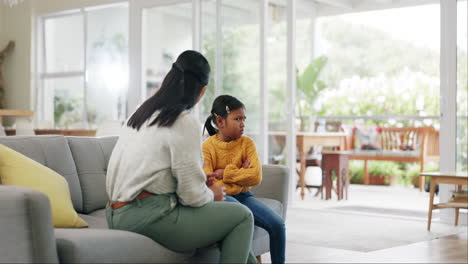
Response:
[[204, 116, 218, 136], [203, 95, 245, 136], [127, 50, 210, 130]]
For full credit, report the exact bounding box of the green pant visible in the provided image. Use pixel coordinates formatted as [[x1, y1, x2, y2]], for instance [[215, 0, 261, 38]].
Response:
[[106, 194, 257, 264]]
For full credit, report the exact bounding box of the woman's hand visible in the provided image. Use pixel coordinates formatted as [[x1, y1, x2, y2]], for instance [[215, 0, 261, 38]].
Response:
[[206, 173, 217, 186], [209, 184, 226, 201], [213, 169, 224, 180], [242, 159, 251, 169]]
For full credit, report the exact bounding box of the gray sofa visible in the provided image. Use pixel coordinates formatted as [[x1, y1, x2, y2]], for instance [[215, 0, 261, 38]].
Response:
[[0, 135, 290, 263]]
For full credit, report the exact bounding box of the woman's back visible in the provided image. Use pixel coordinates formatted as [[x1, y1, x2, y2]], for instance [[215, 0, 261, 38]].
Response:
[[106, 111, 212, 206]]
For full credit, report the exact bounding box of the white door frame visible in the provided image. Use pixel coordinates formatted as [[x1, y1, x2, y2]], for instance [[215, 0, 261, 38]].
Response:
[[439, 0, 461, 224], [286, 0, 297, 206]]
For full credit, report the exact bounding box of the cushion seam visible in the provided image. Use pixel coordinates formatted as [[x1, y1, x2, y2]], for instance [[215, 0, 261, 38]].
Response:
[[97, 140, 107, 171], [65, 138, 85, 213]]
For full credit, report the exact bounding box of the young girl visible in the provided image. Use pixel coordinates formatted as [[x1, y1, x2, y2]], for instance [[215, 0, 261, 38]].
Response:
[[203, 95, 286, 264]]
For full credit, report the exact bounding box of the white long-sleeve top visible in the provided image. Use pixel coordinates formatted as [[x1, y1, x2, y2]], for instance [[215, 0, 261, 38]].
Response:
[[106, 111, 214, 207]]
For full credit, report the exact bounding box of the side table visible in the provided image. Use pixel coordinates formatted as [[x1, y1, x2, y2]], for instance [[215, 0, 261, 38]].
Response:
[[420, 171, 468, 231], [321, 151, 350, 200]]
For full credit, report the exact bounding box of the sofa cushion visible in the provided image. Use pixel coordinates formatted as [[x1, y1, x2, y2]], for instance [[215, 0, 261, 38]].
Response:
[[67, 136, 118, 213], [78, 214, 107, 229], [55, 228, 191, 263], [78, 209, 107, 229], [0, 145, 87, 228], [0, 135, 83, 212]]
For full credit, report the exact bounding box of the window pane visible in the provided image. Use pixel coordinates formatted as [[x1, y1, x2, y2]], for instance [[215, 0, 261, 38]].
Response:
[[267, 0, 287, 164], [221, 0, 260, 140], [143, 3, 192, 98], [315, 4, 440, 128], [457, 0, 467, 171], [45, 14, 84, 72], [86, 5, 129, 128], [200, 0, 216, 125], [43, 77, 85, 129], [296, 1, 317, 132]]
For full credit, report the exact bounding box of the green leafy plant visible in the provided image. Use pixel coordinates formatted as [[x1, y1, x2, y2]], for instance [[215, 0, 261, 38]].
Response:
[[349, 160, 402, 185], [54, 96, 82, 128], [399, 162, 439, 187], [349, 160, 364, 184], [368, 161, 401, 177], [296, 56, 328, 131], [54, 96, 75, 124]]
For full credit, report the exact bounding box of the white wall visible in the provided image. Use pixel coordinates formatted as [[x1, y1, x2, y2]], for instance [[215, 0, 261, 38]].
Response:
[[0, 4, 4, 42], [2, 1, 32, 126], [1, 0, 123, 125]]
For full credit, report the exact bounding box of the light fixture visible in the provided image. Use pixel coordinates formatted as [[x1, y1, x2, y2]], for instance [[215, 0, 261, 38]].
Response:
[[3, 0, 24, 7]]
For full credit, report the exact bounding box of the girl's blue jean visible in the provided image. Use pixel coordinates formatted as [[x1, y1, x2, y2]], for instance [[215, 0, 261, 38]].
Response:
[[225, 191, 286, 264]]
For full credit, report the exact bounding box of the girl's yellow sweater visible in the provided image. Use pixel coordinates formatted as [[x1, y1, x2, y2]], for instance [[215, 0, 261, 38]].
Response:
[[202, 135, 262, 195]]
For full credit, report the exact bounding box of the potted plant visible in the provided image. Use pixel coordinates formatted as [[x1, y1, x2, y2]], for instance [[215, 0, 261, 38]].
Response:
[[368, 161, 401, 186], [349, 160, 365, 184]]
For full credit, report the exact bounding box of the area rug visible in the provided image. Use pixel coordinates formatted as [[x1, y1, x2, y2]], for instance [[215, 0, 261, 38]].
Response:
[[327, 205, 438, 219], [286, 207, 465, 252]]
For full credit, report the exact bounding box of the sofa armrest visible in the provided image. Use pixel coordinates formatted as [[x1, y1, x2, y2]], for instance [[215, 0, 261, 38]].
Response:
[[251, 164, 290, 219], [0, 185, 59, 263]]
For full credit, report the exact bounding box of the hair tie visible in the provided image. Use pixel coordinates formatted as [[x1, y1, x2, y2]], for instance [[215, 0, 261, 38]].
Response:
[[173, 62, 184, 73], [225, 105, 230, 114]]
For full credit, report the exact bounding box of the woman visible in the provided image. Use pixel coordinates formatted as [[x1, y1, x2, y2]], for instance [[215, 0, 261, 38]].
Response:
[[106, 50, 257, 264]]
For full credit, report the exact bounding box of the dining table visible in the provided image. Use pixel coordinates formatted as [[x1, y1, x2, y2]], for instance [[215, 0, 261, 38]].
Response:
[[269, 131, 347, 200]]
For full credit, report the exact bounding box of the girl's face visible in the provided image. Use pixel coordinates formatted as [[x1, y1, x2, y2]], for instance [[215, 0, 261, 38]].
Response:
[[217, 107, 246, 140]]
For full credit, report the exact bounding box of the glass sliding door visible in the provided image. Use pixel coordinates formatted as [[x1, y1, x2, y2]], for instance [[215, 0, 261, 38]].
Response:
[[86, 4, 129, 127], [267, 0, 287, 164], [220, 0, 260, 141], [142, 2, 193, 98], [200, 0, 217, 125]]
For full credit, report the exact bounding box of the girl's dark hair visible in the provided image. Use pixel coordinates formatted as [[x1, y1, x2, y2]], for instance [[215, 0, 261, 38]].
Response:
[[127, 50, 210, 130], [204, 95, 245, 136]]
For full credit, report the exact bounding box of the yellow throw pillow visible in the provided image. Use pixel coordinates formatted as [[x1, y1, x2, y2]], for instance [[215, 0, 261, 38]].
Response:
[[0, 144, 88, 228]]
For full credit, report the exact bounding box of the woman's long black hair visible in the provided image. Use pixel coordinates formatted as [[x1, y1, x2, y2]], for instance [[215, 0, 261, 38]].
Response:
[[204, 95, 245, 136], [127, 50, 210, 130]]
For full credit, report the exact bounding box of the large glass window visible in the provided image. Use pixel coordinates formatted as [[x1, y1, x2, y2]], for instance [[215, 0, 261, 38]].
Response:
[[315, 5, 440, 129], [456, 0, 467, 171], [40, 4, 129, 129]]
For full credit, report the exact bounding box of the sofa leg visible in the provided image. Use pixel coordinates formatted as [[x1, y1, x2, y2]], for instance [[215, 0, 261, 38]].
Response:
[[256, 255, 262, 264]]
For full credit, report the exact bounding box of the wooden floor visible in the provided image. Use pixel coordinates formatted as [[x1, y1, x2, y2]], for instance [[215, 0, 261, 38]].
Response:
[[260, 184, 468, 263], [312, 232, 468, 263], [261, 231, 467, 263]]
